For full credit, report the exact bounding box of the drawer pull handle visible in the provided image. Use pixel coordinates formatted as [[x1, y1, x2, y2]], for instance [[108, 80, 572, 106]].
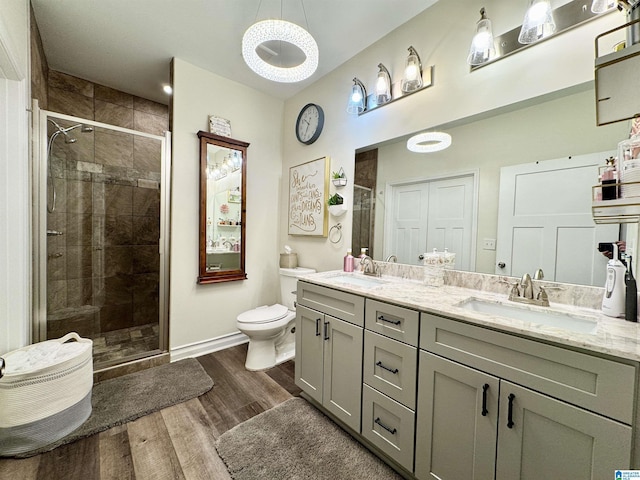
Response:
[[315, 318, 321, 337], [507, 393, 515, 429], [377, 315, 401, 326], [374, 417, 397, 435], [375, 361, 399, 374], [481, 383, 489, 416], [323, 320, 330, 341]]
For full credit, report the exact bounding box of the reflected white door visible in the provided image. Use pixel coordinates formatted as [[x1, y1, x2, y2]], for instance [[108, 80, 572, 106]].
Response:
[[495, 152, 617, 285], [387, 174, 476, 269]]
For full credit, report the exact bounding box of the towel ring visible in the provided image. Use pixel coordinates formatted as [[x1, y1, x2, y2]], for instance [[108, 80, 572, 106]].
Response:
[[329, 223, 343, 244]]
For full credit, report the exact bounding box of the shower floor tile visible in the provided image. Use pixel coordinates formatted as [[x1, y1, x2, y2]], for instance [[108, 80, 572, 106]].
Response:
[[91, 323, 159, 367]]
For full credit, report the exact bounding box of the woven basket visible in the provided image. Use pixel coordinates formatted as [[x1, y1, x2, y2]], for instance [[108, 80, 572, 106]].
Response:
[[0, 332, 93, 456]]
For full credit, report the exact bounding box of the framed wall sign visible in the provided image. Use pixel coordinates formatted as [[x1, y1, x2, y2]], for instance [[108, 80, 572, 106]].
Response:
[[288, 156, 330, 236]]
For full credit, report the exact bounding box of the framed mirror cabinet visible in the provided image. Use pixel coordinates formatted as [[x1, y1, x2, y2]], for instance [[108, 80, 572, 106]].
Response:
[[197, 131, 248, 284]]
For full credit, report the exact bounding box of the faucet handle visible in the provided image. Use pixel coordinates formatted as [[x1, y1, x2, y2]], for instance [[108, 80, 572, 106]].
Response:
[[536, 286, 550, 306]]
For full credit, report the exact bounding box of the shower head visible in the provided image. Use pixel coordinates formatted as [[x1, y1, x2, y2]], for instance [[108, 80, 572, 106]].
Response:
[[47, 119, 93, 144]]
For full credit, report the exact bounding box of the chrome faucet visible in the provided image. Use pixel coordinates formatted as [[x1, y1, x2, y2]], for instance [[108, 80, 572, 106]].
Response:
[[223, 240, 233, 250], [385, 254, 398, 263], [507, 270, 549, 307], [360, 255, 380, 277]]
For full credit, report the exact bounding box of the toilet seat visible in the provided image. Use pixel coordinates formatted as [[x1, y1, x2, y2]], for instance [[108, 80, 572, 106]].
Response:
[[237, 304, 290, 324]]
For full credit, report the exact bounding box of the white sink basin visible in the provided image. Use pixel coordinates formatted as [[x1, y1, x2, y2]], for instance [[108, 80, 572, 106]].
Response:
[[457, 298, 598, 334], [329, 274, 386, 288]]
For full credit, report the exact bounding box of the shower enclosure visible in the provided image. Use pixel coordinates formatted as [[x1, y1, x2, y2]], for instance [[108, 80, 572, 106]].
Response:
[[33, 109, 171, 370], [352, 185, 374, 256]]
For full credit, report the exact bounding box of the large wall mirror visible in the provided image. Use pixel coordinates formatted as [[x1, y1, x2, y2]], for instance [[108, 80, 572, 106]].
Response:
[[197, 131, 248, 284], [352, 85, 633, 287]]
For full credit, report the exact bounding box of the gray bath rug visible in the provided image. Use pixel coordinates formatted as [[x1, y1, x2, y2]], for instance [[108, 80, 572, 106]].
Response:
[[11, 357, 213, 458], [216, 397, 403, 480]]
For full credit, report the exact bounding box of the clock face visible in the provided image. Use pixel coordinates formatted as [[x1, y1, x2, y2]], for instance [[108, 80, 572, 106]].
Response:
[[296, 103, 324, 145]]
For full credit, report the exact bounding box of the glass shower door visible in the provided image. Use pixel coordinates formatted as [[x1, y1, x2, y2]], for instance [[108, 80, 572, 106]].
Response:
[[41, 112, 169, 370]]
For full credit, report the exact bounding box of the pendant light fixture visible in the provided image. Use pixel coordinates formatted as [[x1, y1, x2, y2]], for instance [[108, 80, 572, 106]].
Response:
[[467, 8, 495, 66], [401, 46, 423, 93], [407, 132, 452, 153], [242, 1, 318, 83], [346, 78, 367, 114], [375, 63, 392, 105], [518, 0, 556, 44]]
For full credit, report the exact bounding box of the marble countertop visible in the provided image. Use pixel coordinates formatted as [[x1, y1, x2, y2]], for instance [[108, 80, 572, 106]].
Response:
[[299, 270, 640, 363]]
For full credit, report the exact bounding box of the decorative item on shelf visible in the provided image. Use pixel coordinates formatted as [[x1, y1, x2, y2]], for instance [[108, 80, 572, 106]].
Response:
[[332, 167, 347, 187], [328, 193, 347, 217], [208, 115, 232, 137], [220, 203, 230, 214], [228, 187, 241, 203]]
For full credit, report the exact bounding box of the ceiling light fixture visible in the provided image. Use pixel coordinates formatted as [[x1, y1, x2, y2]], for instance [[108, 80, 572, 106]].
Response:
[[401, 46, 423, 93], [376, 63, 392, 105], [518, 0, 556, 44], [162, 84, 173, 95], [467, 8, 495, 66], [407, 132, 452, 153], [346, 77, 367, 115], [242, 1, 318, 83]]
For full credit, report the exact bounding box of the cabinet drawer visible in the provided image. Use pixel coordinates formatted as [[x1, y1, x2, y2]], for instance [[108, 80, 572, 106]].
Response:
[[362, 384, 415, 472], [297, 281, 364, 326], [420, 313, 636, 424], [365, 299, 419, 346], [364, 330, 417, 409]]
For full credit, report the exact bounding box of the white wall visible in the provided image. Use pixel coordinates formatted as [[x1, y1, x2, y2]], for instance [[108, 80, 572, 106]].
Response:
[[170, 58, 284, 355], [278, 0, 623, 273], [0, 0, 31, 355]]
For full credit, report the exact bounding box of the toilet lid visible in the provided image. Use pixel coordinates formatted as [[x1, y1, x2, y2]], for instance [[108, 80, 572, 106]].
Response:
[[237, 304, 289, 324]]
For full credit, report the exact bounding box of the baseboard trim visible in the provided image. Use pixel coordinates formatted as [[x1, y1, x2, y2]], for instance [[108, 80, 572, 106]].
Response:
[[170, 332, 249, 362]]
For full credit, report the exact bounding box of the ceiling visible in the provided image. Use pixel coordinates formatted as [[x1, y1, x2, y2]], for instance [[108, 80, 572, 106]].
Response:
[[31, 0, 439, 105]]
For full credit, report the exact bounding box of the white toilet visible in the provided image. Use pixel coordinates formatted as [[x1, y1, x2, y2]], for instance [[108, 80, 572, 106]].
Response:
[[237, 267, 315, 371]]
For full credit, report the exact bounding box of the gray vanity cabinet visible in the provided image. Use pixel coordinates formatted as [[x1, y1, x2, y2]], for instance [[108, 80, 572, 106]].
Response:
[[295, 282, 365, 432], [416, 313, 635, 480]]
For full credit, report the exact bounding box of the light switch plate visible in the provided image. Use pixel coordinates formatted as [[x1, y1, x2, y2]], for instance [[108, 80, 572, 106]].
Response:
[[483, 238, 496, 251]]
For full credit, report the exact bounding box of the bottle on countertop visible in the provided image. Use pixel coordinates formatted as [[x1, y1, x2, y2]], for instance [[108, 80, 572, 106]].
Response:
[[602, 156, 618, 200], [343, 248, 354, 272], [626, 255, 638, 322]]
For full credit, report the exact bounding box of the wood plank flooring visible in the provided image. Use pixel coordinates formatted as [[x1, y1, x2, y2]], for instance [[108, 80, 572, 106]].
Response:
[[0, 344, 301, 480]]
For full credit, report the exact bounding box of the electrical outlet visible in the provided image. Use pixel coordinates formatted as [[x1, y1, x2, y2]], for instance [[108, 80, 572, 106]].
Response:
[[483, 238, 496, 250]]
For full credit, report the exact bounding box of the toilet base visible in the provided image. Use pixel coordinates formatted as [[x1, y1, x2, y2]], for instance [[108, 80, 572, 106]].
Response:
[[244, 326, 295, 371]]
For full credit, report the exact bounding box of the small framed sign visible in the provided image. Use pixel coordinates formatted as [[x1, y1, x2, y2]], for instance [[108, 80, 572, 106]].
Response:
[[208, 115, 232, 137]]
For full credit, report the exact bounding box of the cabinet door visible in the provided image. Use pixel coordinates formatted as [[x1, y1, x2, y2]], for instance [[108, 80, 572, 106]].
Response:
[[295, 305, 324, 404], [415, 351, 499, 480], [496, 381, 632, 480], [323, 315, 363, 432]]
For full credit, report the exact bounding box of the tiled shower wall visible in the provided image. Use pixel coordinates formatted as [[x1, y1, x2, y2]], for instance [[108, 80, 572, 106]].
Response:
[[353, 149, 378, 257], [33, 43, 169, 341]]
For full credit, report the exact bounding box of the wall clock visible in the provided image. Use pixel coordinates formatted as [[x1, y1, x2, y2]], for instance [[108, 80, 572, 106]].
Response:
[[295, 103, 324, 145]]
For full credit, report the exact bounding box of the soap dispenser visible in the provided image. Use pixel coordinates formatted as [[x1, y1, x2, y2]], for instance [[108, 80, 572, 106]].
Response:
[[602, 243, 626, 318]]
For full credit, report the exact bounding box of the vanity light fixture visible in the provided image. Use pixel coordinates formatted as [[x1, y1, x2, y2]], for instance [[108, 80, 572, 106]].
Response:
[[518, 0, 556, 44], [401, 46, 423, 93], [162, 84, 173, 95], [375, 63, 392, 105], [346, 77, 367, 115], [242, 1, 318, 83], [407, 132, 452, 153], [467, 8, 496, 66]]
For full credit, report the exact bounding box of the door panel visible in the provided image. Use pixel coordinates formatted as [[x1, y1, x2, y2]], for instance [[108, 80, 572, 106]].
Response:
[[415, 351, 499, 480], [496, 153, 618, 285], [323, 316, 363, 432], [496, 381, 632, 480], [294, 305, 324, 404]]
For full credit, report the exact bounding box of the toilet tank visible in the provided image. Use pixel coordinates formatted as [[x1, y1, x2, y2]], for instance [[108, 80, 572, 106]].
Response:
[[280, 267, 316, 310]]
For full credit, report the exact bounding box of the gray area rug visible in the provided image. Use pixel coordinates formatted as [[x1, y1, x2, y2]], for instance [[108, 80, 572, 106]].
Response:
[[13, 357, 213, 458], [216, 397, 403, 480]]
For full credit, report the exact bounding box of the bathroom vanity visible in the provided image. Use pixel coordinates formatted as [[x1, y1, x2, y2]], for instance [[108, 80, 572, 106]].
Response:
[[295, 270, 640, 480]]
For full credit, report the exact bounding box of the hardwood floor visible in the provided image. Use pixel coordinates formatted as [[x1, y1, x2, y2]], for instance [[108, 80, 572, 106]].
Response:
[[0, 344, 301, 480]]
